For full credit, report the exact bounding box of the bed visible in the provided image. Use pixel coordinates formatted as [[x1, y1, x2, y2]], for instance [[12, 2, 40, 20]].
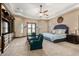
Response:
[[42, 33, 66, 41], [42, 24, 69, 43]]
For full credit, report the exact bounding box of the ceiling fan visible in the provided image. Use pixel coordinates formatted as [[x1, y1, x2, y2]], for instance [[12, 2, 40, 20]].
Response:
[[39, 5, 48, 17]]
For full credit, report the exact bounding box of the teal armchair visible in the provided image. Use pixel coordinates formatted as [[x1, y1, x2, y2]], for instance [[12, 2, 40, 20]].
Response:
[[28, 34, 43, 50]]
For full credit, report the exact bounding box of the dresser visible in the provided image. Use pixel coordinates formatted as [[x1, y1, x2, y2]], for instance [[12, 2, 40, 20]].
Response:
[[67, 34, 79, 44]]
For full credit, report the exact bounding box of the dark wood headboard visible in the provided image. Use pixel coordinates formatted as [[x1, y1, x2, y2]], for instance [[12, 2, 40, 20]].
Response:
[[54, 24, 69, 34]]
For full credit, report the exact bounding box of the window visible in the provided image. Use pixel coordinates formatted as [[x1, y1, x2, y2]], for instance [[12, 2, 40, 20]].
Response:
[[2, 20, 9, 34], [21, 24, 24, 33], [27, 23, 36, 35]]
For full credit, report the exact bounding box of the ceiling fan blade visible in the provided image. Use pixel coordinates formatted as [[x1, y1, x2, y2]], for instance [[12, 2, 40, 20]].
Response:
[[46, 14, 48, 16], [44, 13, 48, 16], [43, 10, 48, 13]]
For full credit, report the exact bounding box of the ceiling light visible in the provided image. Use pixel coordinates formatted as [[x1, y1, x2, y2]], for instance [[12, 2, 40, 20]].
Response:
[[39, 13, 43, 17]]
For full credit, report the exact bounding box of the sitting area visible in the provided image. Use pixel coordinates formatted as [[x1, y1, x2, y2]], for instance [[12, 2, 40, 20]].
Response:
[[27, 33, 44, 50]]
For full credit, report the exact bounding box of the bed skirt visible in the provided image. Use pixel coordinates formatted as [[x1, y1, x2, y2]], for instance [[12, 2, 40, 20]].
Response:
[[44, 37, 66, 43]]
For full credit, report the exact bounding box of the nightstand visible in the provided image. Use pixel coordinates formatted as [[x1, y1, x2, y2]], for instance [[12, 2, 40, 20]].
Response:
[[67, 34, 79, 44]]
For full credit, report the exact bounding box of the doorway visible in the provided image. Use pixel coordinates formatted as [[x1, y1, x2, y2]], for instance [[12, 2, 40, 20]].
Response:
[[27, 23, 36, 35]]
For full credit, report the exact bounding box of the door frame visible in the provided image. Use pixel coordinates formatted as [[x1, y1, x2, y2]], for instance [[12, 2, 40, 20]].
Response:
[[27, 22, 36, 35]]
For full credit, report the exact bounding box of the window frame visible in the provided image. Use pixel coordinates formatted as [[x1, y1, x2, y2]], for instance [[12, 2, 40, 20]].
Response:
[[27, 23, 36, 35], [2, 18, 10, 34]]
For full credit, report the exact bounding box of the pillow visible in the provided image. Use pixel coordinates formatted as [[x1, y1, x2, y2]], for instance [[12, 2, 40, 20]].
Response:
[[55, 29, 66, 34], [52, 30, 56, 34]]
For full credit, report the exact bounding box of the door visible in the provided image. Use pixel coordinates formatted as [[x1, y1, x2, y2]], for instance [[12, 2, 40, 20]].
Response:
[[27, 23, 36, 35]]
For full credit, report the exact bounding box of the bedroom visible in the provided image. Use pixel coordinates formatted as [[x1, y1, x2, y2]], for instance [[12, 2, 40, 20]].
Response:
[[0, 3, 79, 56]]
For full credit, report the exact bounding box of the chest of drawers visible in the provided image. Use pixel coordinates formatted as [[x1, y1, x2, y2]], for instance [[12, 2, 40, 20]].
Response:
[[67, 34, 79, 44]]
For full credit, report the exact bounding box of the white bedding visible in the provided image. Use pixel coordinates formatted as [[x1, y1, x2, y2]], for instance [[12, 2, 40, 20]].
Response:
[[42, 33, 66, 41]]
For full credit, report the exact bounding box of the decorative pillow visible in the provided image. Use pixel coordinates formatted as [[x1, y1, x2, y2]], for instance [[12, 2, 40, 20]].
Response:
[[52, 30, 56, 34], [55, 29, 66, 34]]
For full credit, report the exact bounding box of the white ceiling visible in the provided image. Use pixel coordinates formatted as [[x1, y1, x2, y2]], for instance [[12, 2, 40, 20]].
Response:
[[4, 3, 79, 20]]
